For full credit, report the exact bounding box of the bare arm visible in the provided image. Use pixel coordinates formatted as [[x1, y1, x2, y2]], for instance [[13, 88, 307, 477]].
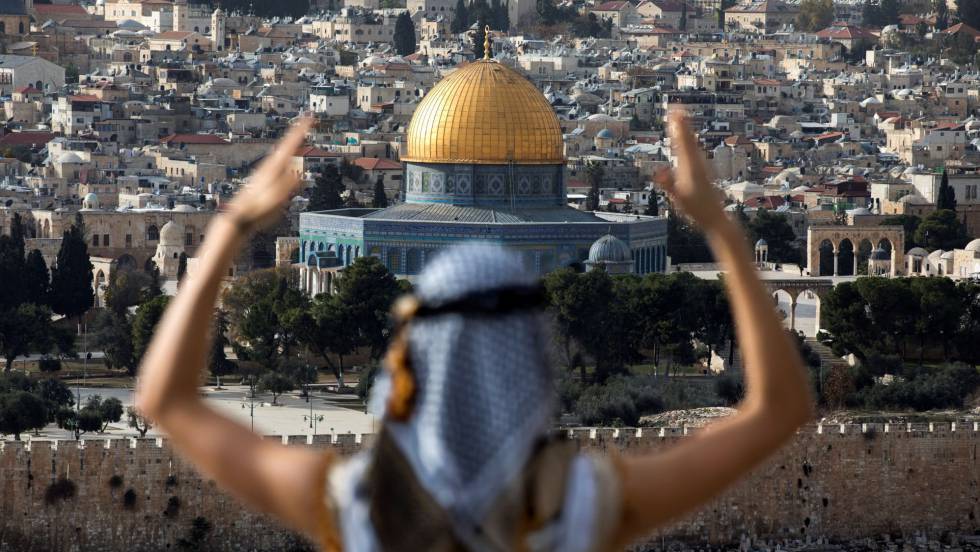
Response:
[[135, 119, 338, 547], [613, 112, 814, 545]]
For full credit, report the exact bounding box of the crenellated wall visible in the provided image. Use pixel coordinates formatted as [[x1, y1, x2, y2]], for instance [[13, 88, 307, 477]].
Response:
[[1, 424, 977, 551]]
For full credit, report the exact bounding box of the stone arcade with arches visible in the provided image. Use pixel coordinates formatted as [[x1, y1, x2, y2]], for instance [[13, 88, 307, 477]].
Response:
[[763, 279, 834, 335], [807, 225, 905, 277]]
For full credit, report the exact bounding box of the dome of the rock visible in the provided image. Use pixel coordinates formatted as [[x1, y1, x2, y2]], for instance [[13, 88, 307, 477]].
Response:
[[402, 60, 564, 165]]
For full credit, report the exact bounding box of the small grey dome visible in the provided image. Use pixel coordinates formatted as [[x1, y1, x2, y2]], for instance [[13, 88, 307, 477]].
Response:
[[755, 238, 768, 247], [596, 128, 614, 139], [588, 234, 631, 264]]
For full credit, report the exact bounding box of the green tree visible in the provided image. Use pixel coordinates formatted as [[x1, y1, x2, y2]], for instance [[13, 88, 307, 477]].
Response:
[[177, 252, 188, 285], [258, 372, 294, 405], [956, 0, 980, 28], [335, 257, 403, 359], [909, 277, 960, 363], [23, 249, 50, 307], [937, 170, 956, 211], [208, 309, 237, 388], [536, 0, 560, 24], [861, 0, 881, 26], [127, 406, 153, 437], [585, 162, 603, 211], [914, 209, 968, 251], [822, 278, 918, 362], [307, 165, 345, 211], [49, 214, 94, 324], [372, 175, 389, 208], [83, 395, 124, 432], [228, 269, 309, 374], [34, 378, 74, 422], [955, 281, 980, 367], [65, 63, 79, 84], [468, 0, 492, 23], [132, 295, 171, 365], [667, 210, 712, 263], [933, 0, 948, 28], [299, 294, 357, 386], [679, 1, 688, 30], [796, 0, 834, 30], [0, 303, 59, 372], [544, 268, 634, 381], [746, 209, 799, 264], [0, 390, 48, 440], [92, 310, 136, 374], [76, 408, 103, 435], [879, 0, 899, 25], [103, 266, 161, 316], [880, 214, 920, 250], [492, 0, 510, 29], [0, 214, 26, 311], [472, 19, 488, 58], [393, 12, 417, 56], [78, 395, 123, 433], [451, 0, 470, 33]]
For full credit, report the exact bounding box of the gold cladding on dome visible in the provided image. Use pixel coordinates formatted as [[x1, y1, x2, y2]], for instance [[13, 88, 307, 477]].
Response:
[[402, 60, 565, 165]]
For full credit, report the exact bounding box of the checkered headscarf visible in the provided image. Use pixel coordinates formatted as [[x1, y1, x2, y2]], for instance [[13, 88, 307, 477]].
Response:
[[375, 244, 555, 543]]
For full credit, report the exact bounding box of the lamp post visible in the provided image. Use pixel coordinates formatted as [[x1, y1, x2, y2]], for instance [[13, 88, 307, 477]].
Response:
[[304, 413, 324, 434], [241, 393, 260, 432]]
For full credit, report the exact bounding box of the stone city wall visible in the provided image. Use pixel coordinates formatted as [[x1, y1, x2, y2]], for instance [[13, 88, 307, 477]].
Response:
[[0, 423, 977, 551]]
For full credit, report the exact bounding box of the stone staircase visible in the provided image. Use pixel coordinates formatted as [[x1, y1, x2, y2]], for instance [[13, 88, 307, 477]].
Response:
[[805, 337, 846, 368], [725, 338, 844, 372]]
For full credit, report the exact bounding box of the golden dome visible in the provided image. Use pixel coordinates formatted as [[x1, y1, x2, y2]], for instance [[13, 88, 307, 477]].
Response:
[[402, 60, 564, 165]]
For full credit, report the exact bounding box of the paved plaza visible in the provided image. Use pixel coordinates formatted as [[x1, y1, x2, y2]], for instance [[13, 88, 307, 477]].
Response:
[[6, 385, 378, 442]]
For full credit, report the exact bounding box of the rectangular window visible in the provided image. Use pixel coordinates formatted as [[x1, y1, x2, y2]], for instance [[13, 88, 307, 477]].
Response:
[[103, 234, 110, 246], [93, 235, 99, 246], [126, 234, 132, 247]]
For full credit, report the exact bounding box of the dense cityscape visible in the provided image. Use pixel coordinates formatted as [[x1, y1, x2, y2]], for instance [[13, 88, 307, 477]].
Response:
[[0, 0, 979, 549]]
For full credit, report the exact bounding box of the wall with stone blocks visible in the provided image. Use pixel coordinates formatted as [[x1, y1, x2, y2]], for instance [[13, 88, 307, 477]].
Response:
[[1, 424, 977, 551]]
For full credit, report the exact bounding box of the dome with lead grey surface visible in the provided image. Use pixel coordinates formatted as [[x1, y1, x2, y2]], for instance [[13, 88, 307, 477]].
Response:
[[588, 234, 632, 263]]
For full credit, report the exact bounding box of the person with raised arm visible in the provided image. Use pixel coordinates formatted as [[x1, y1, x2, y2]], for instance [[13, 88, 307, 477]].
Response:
[[136, 111, 813, 552]]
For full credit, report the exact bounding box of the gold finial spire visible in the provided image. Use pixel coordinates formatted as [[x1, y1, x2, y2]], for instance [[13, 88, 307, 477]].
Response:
[[483, 25, 491, 60]]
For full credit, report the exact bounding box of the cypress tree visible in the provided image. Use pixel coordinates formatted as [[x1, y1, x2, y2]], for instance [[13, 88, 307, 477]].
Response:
[[177, 252, 188, 285], [937, 169, 957, 211], [879, 0, 899, 25], [491, 0, 509, 29], [372, 176, 389, 208], [0, 215, 26, 311], [472, 20, 487, 59], [934, 0, 948, 29], [679, 1, 688, 31], [393, 12, 417, 56], [308, 165, 345, 211], [451, 0, 469, 33], [23, 249, 50, 307], [49, 214, 94, 324]]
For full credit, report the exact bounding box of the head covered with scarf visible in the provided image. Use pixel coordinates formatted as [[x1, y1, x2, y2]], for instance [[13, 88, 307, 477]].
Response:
[[333, 244, 620, 552]]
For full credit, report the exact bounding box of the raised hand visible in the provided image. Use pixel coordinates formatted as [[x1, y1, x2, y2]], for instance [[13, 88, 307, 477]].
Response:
[[656, 111, 726, 232], [225, 116, 313, 232]]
